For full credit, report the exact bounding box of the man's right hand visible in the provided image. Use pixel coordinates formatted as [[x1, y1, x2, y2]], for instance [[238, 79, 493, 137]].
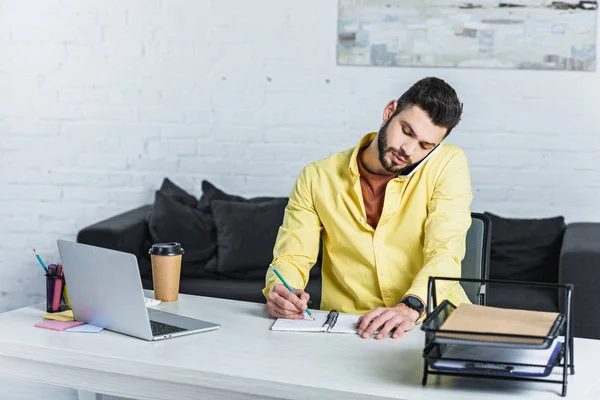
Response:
[[266, 284, 310, 319]]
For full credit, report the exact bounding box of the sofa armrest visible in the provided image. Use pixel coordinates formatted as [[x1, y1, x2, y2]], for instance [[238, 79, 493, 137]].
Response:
[[76, 205, 152, 259], [559, 222, 600, 339]]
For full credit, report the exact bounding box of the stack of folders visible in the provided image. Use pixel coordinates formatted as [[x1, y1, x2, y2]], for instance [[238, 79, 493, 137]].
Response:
[[426, 303, 564, 377]]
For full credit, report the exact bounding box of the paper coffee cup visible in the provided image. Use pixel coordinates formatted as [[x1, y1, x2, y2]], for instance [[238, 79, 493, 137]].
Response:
[[149, 242, 184, 302]]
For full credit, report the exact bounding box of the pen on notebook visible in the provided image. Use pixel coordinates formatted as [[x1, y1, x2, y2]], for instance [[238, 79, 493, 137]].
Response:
[[33, 249, 49, 274], [269, 264, 315, 320]]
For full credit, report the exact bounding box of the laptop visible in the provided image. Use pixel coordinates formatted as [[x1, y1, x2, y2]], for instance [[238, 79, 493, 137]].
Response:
[[57, 240, 220, 341]]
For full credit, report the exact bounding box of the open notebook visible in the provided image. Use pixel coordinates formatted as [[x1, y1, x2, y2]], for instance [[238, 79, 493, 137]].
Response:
[[270, 309, 360, 334]]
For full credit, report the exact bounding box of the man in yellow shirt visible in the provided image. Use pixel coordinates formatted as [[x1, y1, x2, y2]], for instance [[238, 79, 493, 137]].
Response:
[[262, 77, 473, 340]]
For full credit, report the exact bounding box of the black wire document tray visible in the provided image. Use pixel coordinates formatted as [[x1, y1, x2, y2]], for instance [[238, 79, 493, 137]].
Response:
[[421, 277, 574, 397]]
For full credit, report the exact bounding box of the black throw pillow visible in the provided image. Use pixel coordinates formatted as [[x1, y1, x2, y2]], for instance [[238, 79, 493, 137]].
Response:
[[158, 178, 198, 208], [148, 190, 216, 278], [200, 180, 287, 205], [200, 180, 315, 278], [485, 212, 565, 283], [199, 180, 251, 274], [211, 199, 288, 274], [200, 180, 248, 204]]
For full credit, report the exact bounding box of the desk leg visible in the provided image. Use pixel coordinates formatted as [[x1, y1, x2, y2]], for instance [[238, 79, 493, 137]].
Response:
[[77, 390, 103, 400]]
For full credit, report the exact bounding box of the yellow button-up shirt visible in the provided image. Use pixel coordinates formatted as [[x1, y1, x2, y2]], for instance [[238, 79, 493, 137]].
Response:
[[263, 132, 473, 314]]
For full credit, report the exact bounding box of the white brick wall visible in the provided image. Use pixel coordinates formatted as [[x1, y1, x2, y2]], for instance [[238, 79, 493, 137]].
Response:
[[0, 0, 599, 319], [0, 2, 598, 397]]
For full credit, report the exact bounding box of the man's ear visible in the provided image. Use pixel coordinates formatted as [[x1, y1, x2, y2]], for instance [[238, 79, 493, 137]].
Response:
[[382, 100, 397, 123]]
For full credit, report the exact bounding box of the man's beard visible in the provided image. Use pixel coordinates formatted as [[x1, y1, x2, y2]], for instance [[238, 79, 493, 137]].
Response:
[[377, 121, 413, 175]]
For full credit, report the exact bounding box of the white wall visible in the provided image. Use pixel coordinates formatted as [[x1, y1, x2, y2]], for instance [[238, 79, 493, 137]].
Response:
[[0, 0, 599, 313]]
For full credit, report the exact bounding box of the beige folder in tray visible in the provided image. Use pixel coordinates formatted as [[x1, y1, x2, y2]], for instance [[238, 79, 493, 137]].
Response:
[[437, 303, 561, 345]]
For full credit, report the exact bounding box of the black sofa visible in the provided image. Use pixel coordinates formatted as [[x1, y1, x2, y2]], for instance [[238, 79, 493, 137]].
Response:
[[76, 179, 600, 339]]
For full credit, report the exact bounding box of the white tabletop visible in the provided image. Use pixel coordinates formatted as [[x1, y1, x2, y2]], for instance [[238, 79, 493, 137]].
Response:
[[0, 292, 598, 400]]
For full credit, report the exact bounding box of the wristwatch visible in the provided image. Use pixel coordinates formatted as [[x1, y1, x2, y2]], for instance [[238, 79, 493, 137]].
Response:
[[399, 296, 425, 317]]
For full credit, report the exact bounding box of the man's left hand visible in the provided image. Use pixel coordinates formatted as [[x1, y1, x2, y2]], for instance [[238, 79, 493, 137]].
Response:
[[356, 304, 419, 340]]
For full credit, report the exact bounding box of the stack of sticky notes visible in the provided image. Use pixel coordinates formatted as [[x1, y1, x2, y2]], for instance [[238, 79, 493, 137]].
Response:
[[36, 310, 103, 333], [35, 320, 84, 331], [42, 310, 74, 321]]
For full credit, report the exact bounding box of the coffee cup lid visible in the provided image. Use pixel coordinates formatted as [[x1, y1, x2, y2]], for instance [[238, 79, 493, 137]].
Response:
[[149, 242, 184, 256]]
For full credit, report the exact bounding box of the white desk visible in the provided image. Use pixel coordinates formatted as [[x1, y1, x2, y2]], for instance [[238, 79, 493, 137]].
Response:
[[0, 293, 598, 400]]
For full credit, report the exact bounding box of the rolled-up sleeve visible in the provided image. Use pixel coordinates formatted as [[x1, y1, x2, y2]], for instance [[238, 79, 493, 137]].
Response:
[[262, 164, 323, 297], [404, 150, 473, 306]]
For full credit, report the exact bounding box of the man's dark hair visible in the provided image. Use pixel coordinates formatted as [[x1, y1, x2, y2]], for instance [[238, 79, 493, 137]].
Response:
[[394, 77, 463, 137]]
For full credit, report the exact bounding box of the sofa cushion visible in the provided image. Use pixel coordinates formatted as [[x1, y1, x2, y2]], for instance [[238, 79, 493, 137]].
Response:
[[148, 189, 216, 278], [158, 177, 199, 208], [211, 199, 288, 274], [198, 179, 322, 279], [485, 212, 565, 283], [200, 180, 289, 274], [200, 180, 248, 204], [200, 180, 287, 204]]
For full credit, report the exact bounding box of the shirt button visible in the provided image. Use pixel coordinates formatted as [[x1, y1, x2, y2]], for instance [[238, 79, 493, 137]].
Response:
[[359, 217, 365, 223], [381, 272, 385, 277]]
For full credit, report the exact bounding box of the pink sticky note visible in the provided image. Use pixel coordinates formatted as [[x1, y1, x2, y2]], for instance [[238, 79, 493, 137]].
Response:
[[35, 320, 84, 331]]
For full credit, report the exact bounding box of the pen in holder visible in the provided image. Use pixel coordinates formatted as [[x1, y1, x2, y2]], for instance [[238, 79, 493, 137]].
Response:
[[45, 264, 69, 313]]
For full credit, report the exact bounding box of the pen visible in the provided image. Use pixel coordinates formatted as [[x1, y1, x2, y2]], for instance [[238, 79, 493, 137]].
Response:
[[269, 264, 315, 320], [33, 249, 49, 274]]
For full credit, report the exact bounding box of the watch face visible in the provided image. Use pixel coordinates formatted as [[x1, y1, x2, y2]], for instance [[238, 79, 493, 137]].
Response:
[[404, 296, 423, 312]]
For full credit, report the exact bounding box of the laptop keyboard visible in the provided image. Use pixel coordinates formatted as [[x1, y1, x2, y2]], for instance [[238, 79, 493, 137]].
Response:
[[150, 320, 188, 336]]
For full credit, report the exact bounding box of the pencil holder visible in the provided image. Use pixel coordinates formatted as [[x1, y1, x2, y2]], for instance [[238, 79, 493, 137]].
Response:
[[45, 274, 69, 313]]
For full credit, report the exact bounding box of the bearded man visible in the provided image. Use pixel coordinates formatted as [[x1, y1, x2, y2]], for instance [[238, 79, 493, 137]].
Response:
[[263, 77, 473, 340]]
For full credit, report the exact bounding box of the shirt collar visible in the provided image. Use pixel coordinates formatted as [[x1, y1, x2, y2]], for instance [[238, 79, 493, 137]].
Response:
[[349, 132, 377, 177]]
